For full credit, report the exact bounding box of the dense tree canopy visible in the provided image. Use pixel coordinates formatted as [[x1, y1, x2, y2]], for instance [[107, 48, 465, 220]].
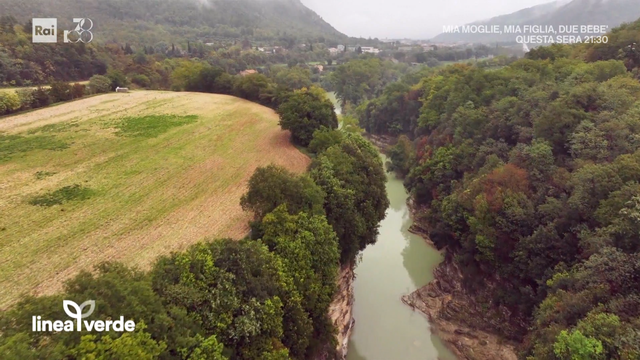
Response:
[[152, 238, 306, 360], [277, 86, 339, 146], [310, 133, 390, 264], [358, 19, 640, 359], [329, 57, 405, 108], [240, 164, 325, 221], [260, 206, 340, 355]]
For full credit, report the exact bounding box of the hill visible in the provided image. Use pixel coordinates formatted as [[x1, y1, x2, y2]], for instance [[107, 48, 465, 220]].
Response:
[[0, 90, 310, 308], [432, 0, 640, 43], [0, 0, 347, 45]]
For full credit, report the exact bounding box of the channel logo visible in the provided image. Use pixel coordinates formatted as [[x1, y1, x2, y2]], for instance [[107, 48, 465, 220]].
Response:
[[32, 299, 136, 332], [32, 18, 94, 44], [64, 18, 94, 43], [32, 18, 57, 43]]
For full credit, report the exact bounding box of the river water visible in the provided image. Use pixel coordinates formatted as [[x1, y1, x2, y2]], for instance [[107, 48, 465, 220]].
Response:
[[345, 158, 457, 360], [328, 91, 341, 115]]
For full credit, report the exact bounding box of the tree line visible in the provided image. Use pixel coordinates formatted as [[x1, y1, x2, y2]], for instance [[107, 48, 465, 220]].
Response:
[[0, 82, 389, 359], [355, 18, 640, 360], [0, 13, 341, 91]]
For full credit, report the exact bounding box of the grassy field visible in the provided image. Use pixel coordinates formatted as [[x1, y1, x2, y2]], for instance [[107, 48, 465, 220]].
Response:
[[0, 91, 310, 307]]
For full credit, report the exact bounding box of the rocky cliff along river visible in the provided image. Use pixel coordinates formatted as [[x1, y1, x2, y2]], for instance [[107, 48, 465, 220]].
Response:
[[345, 157, 456, 360]]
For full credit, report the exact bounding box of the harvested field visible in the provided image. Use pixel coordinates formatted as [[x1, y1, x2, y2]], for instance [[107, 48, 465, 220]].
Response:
[[0, 91, 310, 307]]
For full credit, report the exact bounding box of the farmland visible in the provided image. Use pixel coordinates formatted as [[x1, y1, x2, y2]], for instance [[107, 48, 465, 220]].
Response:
[[0, 91, 310, 307]]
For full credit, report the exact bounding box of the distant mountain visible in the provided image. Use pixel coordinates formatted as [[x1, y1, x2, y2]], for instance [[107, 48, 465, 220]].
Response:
[[0, 0, 347, 44], [432, 0, 640, 43]]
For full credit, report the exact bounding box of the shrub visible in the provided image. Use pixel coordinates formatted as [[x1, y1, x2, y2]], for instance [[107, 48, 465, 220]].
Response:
[[49, 81, 73, 102], [106, 70, 128, 90], [89, 75, 112, 94], [0, 91, 20, 115], [232, 73, 273, 106], [30, 87, 51, 108], [71, 83, 85, 99], [15, 89, 34, 110]]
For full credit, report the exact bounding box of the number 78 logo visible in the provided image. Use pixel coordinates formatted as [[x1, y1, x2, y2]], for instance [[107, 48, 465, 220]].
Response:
[[64, 18, 94, 43]]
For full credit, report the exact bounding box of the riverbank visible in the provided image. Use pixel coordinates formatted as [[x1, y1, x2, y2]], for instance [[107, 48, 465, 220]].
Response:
[[401, 221, 520, 360], [328, 264, 355, 359], [365, 134, 520, 360], [344, 154, 455, 360]]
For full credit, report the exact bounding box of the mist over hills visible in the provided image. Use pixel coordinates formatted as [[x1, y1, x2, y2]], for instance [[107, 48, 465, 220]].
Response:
[[0, 0, 347, 44], [432, 0, 640, 43]]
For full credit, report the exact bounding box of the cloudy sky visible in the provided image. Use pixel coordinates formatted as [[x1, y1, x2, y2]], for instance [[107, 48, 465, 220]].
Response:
[[300, 0, 556, 39]]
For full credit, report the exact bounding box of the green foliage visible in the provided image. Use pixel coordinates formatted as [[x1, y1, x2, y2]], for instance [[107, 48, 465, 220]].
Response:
[[114, 115, 197, 138], [308, 128, 343, 154], [28, 184, 93, 207], [340, 115, 364, 134], [310, 133, 389, 264], [69, 325, 166, 360], [261, 205, 339, 356], [0, 0, 347, 49], [580, 18, 640, 72], [90, 75, 113, 94], [274, 67, 312, 90], [15, 89, 34, 111], [107, 70, 129, 90], [356, 21, 640, 357], [131, 74, 151, 88], [0, 90, 20, 115], [240, 165, 325, 221], [330, 57, 402, 107], [554, 329, 604, 360], [31, 87, 51, 108], [0, 333, 40, 359], [526, 44, 573, 61], [0, 22, 106, 87], [233, 73, 277, 107], [0, 262, 177, 359], [387, 135, 415, 178], [183, 335, 226, 360], [171, 62, 230, 94], [152, 238, 305, 359], [358, 81, 422, 135], [49, 82, 73, 103], [0, 96, 389, 360], [277, 87, 338, 147]]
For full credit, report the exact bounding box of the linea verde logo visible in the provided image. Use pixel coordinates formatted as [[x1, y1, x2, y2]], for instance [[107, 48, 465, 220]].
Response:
[[32, 300, 136, 332]]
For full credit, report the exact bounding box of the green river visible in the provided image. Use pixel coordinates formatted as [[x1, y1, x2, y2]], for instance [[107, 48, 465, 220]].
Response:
[[345, 158, 457, 360], [326, 92, 456, 359]]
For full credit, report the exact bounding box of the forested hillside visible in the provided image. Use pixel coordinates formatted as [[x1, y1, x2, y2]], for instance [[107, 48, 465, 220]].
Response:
[[0, 0, 346, 45], [0, 14, 348, 90], [356, 18, 640, 359]]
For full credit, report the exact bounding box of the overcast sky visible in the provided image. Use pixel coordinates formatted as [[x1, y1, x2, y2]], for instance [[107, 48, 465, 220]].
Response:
[[300, 0, 556, 39]]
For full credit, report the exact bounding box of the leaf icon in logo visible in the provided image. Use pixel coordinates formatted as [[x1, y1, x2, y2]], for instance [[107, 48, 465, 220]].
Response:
[[78, 300, 96, 318], [63, 300, 96, 320]]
